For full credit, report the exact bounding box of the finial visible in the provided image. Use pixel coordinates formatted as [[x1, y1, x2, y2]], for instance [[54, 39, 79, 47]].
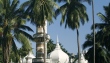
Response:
[[55, 35, 61, 49], [57, 35, 59, 43]]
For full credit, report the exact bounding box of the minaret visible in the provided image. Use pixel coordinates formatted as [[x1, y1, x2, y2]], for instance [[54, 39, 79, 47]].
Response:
[[32, 20, 50, 63]]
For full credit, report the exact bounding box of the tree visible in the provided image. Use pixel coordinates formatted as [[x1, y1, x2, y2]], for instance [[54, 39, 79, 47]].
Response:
[[55, 0, 88, 63], [83, 32, 110, 63], [83, 3, 110, 63], [94, 3, 110, 50], [22, 0, 57, 63], [9, 41, 32, 63], [0, 0, 33, 63]]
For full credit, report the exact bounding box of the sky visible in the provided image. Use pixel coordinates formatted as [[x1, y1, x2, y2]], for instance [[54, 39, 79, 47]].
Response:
[[18, 0, 110, 55]]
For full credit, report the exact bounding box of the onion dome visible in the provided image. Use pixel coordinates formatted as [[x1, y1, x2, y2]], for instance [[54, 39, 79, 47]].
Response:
[[50, 36, 69, 63]]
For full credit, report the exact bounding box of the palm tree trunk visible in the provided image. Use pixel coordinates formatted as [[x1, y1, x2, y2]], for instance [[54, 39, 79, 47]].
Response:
[[2, 42, 9, 63], [43, 26, 46, 63], [76, 28, 80, 63], [92, 0, 95, 63], [2, 34, 12, 63], [2, 41, 6, 63]]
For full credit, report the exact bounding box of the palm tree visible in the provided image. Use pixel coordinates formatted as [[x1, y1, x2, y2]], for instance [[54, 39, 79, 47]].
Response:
[[22, 0, 57, 63], [83, 32, 110, 63], [55, 0, 88, 63], [94, 4, 110, 63], [9, 41, 32, 63], [83, 3, 110, 63], [92, 3, 110, 52], [0, 0, 33, 63]]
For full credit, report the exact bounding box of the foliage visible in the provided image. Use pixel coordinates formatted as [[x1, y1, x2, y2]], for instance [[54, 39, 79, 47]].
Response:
[[83, 32, 110, 63], [9, 50, 20, 63], [83, 3, 110, 63], [18, 42, 32, 58], [22, 0, 58, 26], [22, 1, 58, 62], [55, 0, 89, 63], [10, 42, 32, 63], [0, 0, 33, 63]]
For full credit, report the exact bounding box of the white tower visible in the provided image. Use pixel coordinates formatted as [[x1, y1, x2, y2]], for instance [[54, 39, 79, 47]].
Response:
[[32, 20, 50, 63]]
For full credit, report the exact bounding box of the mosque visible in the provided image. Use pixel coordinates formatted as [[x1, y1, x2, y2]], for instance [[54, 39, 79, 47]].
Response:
[[20, 37, 88, 63], [18, 21, 88, 63]]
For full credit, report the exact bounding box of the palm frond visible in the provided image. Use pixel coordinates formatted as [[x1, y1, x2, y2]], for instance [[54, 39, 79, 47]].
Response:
[[25, 0, 35, 13], [19, 25, 34, 32], [56, 3, 68, 16], [97, 12, 107, 22], [16, 29, 33, 40], [83, 41, 93, 49], [10, 0, 19, 13], [0, 0, 3, 8], [14, 33, 31, 45], [12, 39, 17, 54], [91, 23, 109, 30], [103, 3, 110, 19], [20, 0, 30, 10], [55, 3, 68, 24]]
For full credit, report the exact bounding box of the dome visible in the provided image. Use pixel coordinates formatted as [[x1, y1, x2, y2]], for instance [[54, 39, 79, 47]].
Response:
[[50, 36, 69, 63]]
